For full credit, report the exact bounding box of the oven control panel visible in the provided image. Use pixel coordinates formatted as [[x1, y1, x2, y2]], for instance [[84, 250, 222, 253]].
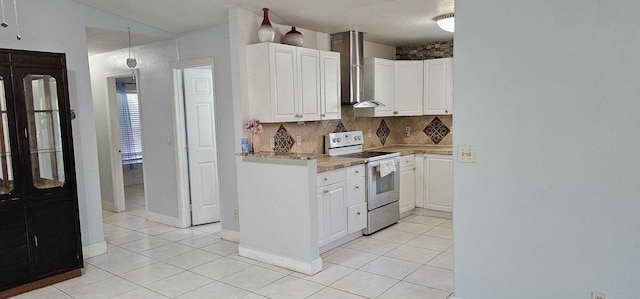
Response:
[[325, 131, 364, 152]]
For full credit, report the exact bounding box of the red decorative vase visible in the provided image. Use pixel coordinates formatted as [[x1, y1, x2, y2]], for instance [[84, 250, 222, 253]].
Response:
[[258, 8, 275, 43], [283, 26, 304, 47]]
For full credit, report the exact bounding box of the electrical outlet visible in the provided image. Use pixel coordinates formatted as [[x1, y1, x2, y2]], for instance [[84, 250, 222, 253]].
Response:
[[234, 210, 239, 221], [592, 291, 606, 299], [404, 127, 411, 137], [296, 136, 302, 145], [457, 146, 476, 163], [269, 138, 275, 149], [368, 129, 372, 137]]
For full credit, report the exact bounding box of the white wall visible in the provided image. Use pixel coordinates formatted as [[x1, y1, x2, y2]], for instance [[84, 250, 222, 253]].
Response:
[[0, 0, 172, 247], [454, 0, 640, 298], [175, 25, 238, 230], [90, 24, 236, 224], [364, 41, 396, 60]]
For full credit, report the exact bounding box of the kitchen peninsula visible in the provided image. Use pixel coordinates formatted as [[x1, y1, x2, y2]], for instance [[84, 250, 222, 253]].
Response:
[[235, 144, 451, 275]]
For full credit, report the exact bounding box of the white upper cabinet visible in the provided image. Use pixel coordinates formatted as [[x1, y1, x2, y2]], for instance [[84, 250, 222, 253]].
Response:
[[247, 43, 339, 122], [394, 61, 424, 116], [364, 58, 424, 117], [319, 51, 341, 120], [364, 58, 395, 116], [424, 57, 453, 115]]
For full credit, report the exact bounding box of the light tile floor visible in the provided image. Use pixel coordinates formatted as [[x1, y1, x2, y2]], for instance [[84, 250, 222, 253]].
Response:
[[13, 191, 454, 299]]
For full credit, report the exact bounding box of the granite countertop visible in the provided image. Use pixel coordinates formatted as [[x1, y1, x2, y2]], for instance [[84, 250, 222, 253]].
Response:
[[368, 144, 453, 156], [239, 144, 452, 173], [316, 156, 365, 173], [237, 152, 323, 160]]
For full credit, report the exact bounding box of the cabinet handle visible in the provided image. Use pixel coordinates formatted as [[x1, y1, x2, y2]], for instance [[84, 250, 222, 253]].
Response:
[[445, 109, 448, 113], [355, 170, 359, 174], [24, 128, 27, 139], [413, 168, 416, 170], [393, 111, 398, 115], [34, 235, 38, 247], [321, 114, 326, 117], [324, 189, 329, 193], [357, 212, 361, 215], [323, 177, 328, 181], [355, 186, 359, 189]]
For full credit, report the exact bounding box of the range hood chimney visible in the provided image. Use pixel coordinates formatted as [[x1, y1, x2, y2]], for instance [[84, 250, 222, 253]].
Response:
[[330, 31, 384, 108]]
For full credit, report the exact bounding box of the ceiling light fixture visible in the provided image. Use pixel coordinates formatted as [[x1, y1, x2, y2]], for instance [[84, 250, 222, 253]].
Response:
[[434, 13, 455, 33], [126, 27, 137, 71]]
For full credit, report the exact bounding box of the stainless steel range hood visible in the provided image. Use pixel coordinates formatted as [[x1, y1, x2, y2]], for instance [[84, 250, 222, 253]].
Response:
[[330, 31, 384, 108]]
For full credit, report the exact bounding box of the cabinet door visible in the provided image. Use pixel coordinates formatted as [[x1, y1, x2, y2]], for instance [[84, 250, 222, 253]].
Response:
[[29, 200, 82, 278], [14, 68, 75, 198], [0, 205, 31, 289], [424, 58, 453, 115], [319, 51, 341, 120], [346, 177, 365, 207], [365, 58, 394, 116], [347, 202, 367, 234], [269, 44, 298, 122], [297, 48, 321, 121], [0, 67, 23, 203], [319, 182, 347, 245], [424, 156, 453, 212], [400, 166, 416, 214], [394, 61, 423, 116]]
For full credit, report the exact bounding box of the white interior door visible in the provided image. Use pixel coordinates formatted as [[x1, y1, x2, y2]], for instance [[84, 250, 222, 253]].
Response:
[[184, 68, 220, 225]]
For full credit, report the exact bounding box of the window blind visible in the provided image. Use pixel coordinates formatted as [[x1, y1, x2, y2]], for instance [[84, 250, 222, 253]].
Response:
[[116, 82, 143, 165]]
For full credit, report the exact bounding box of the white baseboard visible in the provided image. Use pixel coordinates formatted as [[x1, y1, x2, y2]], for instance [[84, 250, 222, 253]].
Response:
[[239, 244, 322, 275], [147, 211, 188, 228], [221, 229, 240, 242], [82, 241, 107, 259], [101, 200, 116, 212], [413, 207, 452, 219], [320, 231, 362, 254]]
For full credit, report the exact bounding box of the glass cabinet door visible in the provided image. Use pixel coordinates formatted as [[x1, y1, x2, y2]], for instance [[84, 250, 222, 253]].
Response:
[[23, 74, 65, 190], [0, 75, 14, 195]]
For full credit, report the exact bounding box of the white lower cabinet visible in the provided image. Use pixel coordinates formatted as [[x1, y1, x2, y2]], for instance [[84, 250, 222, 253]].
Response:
[[317, 181, 347, 247], [318, 165, 365, 247], [347, 203, 367, 234], [423, 155, 453, 212], [399, 155, 417, 214]]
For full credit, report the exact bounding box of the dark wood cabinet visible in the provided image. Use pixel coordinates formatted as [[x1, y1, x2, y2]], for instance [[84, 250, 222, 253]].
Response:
[[0, 49, 82, 295]]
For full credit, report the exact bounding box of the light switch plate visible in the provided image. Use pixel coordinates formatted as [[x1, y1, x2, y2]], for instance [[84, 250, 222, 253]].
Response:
[[458, 146, 476, 163], [368, 129, 372, 138], [269, 138, 275, 149], [296, 136, 302, 145]]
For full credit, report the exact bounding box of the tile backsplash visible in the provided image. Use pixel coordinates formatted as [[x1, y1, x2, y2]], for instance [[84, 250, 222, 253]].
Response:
[[253, 108, 452, 154], [396, 40, 454, 60]]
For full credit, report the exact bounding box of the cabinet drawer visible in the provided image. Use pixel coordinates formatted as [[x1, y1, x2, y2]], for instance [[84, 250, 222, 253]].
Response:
[[345, 165, 365, 180], [317, 169, 346, 187], [347, 203, 367, 234], [400, 154, 415, 168], [346, 177, 365, 207]]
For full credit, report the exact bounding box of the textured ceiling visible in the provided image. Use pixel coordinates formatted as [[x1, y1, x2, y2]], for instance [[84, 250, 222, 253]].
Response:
[[76, 0, 454, 50]]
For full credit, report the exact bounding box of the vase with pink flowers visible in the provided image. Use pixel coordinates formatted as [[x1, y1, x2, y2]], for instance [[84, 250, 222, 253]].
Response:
[[244, 118, 263, 153]]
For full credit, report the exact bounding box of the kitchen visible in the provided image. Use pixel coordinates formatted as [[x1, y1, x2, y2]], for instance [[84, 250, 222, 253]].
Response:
[[235, 10, 455, 292]]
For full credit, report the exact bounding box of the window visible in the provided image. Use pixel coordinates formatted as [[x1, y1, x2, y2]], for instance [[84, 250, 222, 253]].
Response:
[[116, 82, 143, 165]]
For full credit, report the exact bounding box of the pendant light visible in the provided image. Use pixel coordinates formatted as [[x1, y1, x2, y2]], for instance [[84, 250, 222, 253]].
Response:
[[126, 27, 137, 71], [12, 0, 19, 39], [1, 0, 8, 27], [434, 13, 455, 33]]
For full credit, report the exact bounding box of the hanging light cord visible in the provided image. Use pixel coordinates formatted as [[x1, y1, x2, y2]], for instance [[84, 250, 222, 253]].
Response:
[[128, 27, 134, 59], [1, 0, 7, 27], [12, 0, 20, 39]]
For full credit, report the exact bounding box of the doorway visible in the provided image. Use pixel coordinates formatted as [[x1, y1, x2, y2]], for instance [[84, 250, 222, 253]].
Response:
[[104, 71, 147, 216], [114, 76, 146, 217], [171, 59, 221, 227]]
